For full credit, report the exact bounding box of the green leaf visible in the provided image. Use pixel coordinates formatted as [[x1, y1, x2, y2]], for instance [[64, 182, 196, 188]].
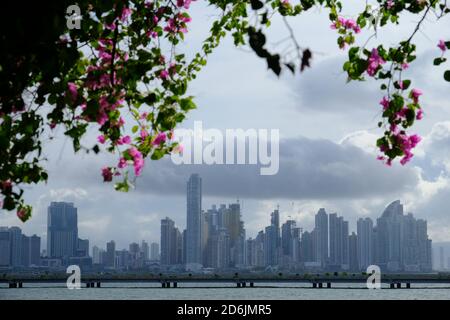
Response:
[[434, 57, 447, 66], [444, 70, 450, 82]]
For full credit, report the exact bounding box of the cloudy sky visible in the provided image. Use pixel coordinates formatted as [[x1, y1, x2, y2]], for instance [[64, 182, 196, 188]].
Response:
[[1, 1, 450, 251]]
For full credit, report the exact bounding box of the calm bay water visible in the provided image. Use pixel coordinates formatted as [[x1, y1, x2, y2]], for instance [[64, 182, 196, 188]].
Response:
[[1, 282, 450, 300]]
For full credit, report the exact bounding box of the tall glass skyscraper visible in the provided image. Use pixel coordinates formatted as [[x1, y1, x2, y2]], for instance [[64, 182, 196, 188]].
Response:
[[47, 202, 78, 261], [314, 208, 328, 266], [186, 173, 202, 268]]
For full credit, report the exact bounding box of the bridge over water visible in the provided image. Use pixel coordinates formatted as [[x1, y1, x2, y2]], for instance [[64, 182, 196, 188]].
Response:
[[2, 273, 450, 289]]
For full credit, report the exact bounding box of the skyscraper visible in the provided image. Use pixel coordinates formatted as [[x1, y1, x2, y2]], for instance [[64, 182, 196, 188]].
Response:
[[439, 246, 445, 270], [374, 200, 432, 272], [47, 202, 78, 261], [77, 238, 89, 257], [161, 217, 182, 266], [9, 227, 22, 267], [186, 173, 202, 268], [300, 230, 314, 263], [281, 220, 296, 261], [357, 217, 374, 270], [92, 245, 103, 264], [349, 232, 358, 272], [105, 240, 116, 268], [0, 227, 11, 266], [329, 213, 349, 269], [150, 242, 159, 261], [264, 225, 278, 266], [141, 240, 149, 261], [314, 208, 328, 266]]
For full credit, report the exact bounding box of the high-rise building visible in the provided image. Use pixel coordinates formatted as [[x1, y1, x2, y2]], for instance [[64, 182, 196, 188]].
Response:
[[21, 234, 41, 267], [281, 220, 296, 258], [105, 240, 116, 268], [376, 200, 403, 271], [0, 228, 40, 267], [439, 247, 445, 270], [141, 240, 149, 261], [206, 227, 230, 269], [150, 242, 159, 260], [77, 238, 89, 257], [47, 202, 78, 262], [374, 200, 432, 272], [201, 210, 209, 266], [9, 227, 22, 267], [300, 230, 314, 263], [186, 174, 202, 268], [357, 217, 374, 270], [129, 242, 140, 268], [0, 227, 11, 266], [349, 232, 358, 272], [263, 209, 281, 266], [314, 208, 328, 266], [92, 245, 103, 264], [292, 227, 302, 263], [264, 225, 278, 266], [328, 213, 349, 269], [160, 217, 182, 266]]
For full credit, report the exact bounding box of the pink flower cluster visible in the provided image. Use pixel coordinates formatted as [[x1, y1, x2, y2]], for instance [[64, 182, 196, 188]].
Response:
[[331, 17, 361, 34], [128, 147, 145, 176], [102, 167, 113, 182], [438, 40, 447, 52], [367, 48, 385, 77], [378, 88, 424, 166], [152, 132, 167, 146], [176, 0, 194, 9], [87, 2, 195, 184], [164, 13, 192, 34]]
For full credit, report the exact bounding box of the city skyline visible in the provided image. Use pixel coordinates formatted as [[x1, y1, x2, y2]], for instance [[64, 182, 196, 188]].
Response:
[[1, 174, 445, 272], [2, 0, 450, 263]]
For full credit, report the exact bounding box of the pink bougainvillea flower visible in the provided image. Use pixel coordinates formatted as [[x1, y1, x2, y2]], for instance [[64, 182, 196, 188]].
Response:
[[105, 22, 116, 31], [367, 48, 385, 76], [121, 7, 132, 22], [101, 167, 113, 182], [127, 147, 144, 176], [177, 0, 193, 9], [140, 112, 148, 120], [118, 157, 127, 169], [128, 147, 139, 158], [118, 135, 131, 145], [97, 135, 106, 144], [1, 179, 12, 191], [411, 88, 423, 103], [416, 109, 424, 120], [379, 96, 390, 110], [97, 112, 108, 126], [159, 69, 169, 80], [134, 156, 144, 176], [152, 132, 167, 146], [17, 208, 29, 222], [438, 40, 447, 52], [140, 129, 149, 139], [67, 82, 78, 102]]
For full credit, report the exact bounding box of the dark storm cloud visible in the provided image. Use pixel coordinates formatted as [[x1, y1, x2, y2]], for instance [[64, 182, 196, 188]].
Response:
[[130, 136, 418, 200], [290, 55, 380, 114]]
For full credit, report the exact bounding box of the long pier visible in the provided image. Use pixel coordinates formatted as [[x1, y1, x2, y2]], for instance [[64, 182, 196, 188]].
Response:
[[2, 273, 450, 289]]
